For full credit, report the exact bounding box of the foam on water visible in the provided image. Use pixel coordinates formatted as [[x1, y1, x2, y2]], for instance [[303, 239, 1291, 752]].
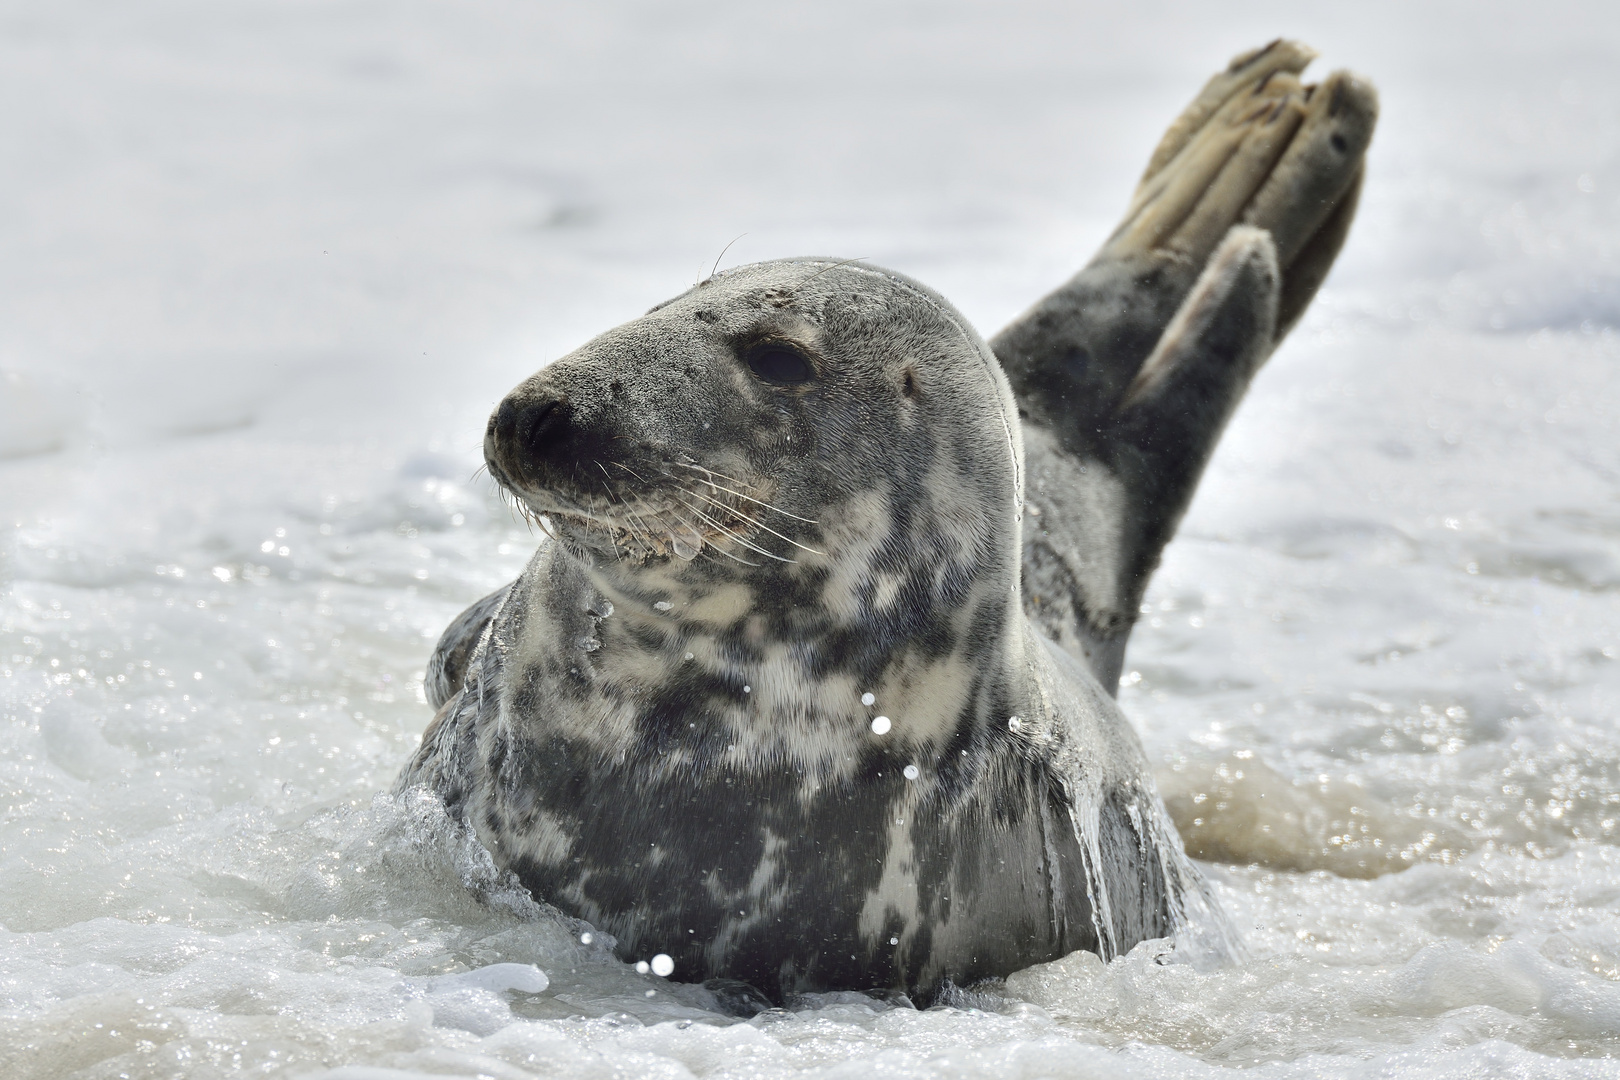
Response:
[[4, 1, 1620, 1076]]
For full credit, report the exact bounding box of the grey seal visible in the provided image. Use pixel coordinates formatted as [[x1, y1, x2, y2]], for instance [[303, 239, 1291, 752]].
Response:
[[398, 41, 1377, 1004]]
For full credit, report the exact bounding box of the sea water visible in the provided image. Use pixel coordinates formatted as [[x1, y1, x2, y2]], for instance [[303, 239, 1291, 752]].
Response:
[[3, 1, 1619, 1076]]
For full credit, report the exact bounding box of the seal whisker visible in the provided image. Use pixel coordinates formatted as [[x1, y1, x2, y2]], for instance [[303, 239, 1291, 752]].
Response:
[[622, 492, 667, 558], [674, 495, 791, 563], [669, 460, 746, 485], [681, 484, 825, 556], [593, 460, 621, 503], [668, 463, 819, 524], [702, 232, 748, 284], [610, 460, 651, 485], [500, 488, 536, 532], [669, 507, 760, 566]]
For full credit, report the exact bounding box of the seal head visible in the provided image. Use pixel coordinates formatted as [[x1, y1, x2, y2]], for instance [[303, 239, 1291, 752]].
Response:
[[485, 258, 1022, 663]]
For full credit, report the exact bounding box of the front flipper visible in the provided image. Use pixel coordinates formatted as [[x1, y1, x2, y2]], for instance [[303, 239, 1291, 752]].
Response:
[[997, 40, 1378, 689], [424, 583, 512, 709]]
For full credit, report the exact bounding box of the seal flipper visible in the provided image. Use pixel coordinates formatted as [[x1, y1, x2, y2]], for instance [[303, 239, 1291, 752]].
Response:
[[1137, 39, 1318, 184], [1111, 227, 1279, 623], [424, 583, 511, 709], [996, 42, 1377, 691]]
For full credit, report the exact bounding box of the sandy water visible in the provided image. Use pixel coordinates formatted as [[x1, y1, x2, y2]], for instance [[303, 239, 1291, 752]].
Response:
[[3, 1, 1620, 1076]]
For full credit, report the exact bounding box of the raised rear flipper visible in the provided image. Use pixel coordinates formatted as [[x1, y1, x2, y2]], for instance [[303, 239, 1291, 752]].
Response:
[[995, 40, 1378, 689]]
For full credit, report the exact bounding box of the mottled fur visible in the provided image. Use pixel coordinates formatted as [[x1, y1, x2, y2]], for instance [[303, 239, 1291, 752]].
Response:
[[399, 260, 1204, 1001]]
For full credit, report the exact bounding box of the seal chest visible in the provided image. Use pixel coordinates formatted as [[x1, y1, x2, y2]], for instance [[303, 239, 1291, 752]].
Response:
[[398, 259, 1203, 1003]]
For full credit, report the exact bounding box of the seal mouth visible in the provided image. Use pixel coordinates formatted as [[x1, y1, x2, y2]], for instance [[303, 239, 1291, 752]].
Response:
[[491, 458, 819, 567]]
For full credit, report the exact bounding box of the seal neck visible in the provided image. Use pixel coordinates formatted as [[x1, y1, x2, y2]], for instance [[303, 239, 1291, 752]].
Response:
[[544, 518, 1027, 770]]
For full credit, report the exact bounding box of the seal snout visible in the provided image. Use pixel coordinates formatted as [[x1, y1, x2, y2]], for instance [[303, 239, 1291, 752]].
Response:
[[507, 396, 570, 457], [488, 391, 575, 484]]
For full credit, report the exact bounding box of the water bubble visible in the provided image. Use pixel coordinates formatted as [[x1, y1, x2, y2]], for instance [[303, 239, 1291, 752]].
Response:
[[580, 932, 592, 945], [1008, 716, 1022, 732], [861, 692, 875, 706], [654, 600, 673, 612], [651, 953, 675, 977], [635, 961, 650, 974], [871, 716, 891, 735], [903, 764, 919, 780]]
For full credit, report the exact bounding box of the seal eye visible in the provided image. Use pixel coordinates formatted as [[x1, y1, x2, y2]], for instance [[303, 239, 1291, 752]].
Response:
[[744, 343, 814, 386]]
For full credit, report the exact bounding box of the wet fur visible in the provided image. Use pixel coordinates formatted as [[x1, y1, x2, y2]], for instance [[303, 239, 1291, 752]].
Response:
[[399, 260, 1206, 1002]]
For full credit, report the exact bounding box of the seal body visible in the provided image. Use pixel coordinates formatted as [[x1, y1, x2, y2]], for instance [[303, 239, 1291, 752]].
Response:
[[398, 259, 1203, 1001], [398, 40, 1381, 1002]]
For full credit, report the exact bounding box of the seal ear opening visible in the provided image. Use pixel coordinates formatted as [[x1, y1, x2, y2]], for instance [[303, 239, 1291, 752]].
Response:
[[901, 367, 920, 398]]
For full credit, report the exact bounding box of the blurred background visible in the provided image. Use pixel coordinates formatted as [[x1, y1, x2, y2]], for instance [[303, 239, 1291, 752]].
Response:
[[1, 0, 1614, 473]]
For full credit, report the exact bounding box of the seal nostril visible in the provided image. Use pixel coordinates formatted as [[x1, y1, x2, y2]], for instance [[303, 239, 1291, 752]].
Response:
[[519, 399, 568, 454], [491, 396, 570, 462]]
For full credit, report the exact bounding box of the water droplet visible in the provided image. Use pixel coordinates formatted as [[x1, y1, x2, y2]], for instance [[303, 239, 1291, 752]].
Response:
[[861, 692, 875, 706], [889, 936, 899, 946], [669, 524, 703, 561], [635, 961, 650, 974], [1008, 716, 1022, 732], [645, 989, 657, 997], [903, 764, 919, 780], [654, 601, 673, 612], [743, 685, 751, 694], [651, 953, 675, 977], [580, 932, 593, 945], [871, 716, 891, 735], [684, 652, 694, 661]]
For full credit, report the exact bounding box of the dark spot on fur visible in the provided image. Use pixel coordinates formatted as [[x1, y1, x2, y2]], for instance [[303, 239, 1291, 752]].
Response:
[[626, 621, 667, 652]]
